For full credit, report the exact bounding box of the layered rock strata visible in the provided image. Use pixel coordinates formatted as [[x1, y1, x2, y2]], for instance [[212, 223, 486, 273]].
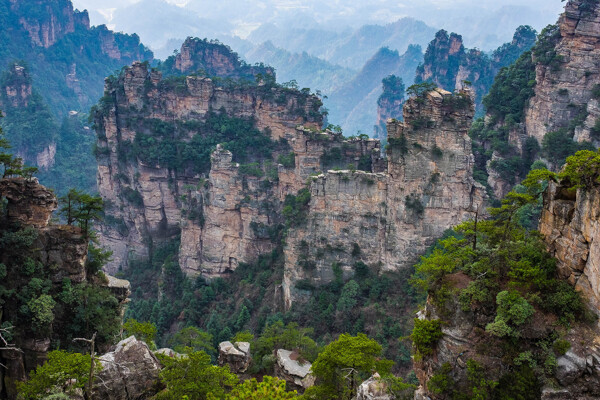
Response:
[[93, 336, 162, 400], [540, 180, 600, 317], [525, 0, 600, 145], [0, 177, 130, 399], [94, 61, 381, 275], [95, 64, 484, 308], [274, 349, 315, 391], [283, 88, 486, 307]]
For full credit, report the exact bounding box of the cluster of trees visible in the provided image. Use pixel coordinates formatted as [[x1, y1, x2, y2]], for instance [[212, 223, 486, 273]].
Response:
[[411, 159, 593, 397], [18, 328, 413, 400], [0, 112, 38, 178]]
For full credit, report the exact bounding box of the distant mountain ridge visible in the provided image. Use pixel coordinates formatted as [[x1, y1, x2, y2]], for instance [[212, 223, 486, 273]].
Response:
[[0, 0, 153, 194]]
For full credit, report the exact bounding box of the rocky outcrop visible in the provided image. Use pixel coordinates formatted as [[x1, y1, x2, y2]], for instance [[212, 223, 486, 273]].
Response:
[[93, 336, 162, 400], [1, 64, 32, 108], [413, 275, 600, 400], [217, 341, 251, 373], [416, 26, 536, 114], [356, 373, 390, 400], [0, 177, 57, 228], [479, 1, 600, 198], [539, 180, 600, 316], [94, 60, 382, 275], [0, 177, 130, 399], [274, 349, 315, 391], [10, 0, 90, 48], [373, 75, 405, 141], [283, 88, 486, 307], [170, 37, 273, 80], [525, 0, 600, 145]]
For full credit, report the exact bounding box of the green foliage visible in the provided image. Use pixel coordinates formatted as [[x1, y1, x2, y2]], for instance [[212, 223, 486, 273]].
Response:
[[532, 25, 562, 69], [58, 188, 104, 237], [27, 294, 56, 335], [277, 152, 296, 168], [157, 351, 238, 400], [378, 75, 405, 107], [171, 327, 215, 359], [427, 363, 453, 395], [252, 321, 319, 372], [542, 129, 594, 168], [16, 350, 95, 400], [485, 291, 534, 338], [411, 319, 443, 355], [126, 110, 277, 175], [406, 82, 437, 99], [558, 149, 600, 189], [219, 376, 297, 399], [282, 188, 311, 227], [553, 339, 571, 356], [466, 360, 498, 399], [123, 319, 157, 347], [304, 333, 392, 400], [482, 49, 536, 123]]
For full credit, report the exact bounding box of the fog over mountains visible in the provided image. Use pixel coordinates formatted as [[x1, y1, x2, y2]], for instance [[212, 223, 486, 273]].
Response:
[[68, 0, 565, 135], [72, 0, 564, 53]]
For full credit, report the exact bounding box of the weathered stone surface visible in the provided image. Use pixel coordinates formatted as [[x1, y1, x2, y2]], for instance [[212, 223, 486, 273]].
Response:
[[217, 341, 251, 373], [0, 177, 57, 228], [274, 349, 315, 391], [0, 177, 131, 400], [283, 89, 486, 306], [93, 336, 162, 400], [556, 350, 587, 386], [540, 181, 600, 316], [10, 0, 89, 48], [95, 59, 380, 276], [356, 373, 390, 400], [173, 37, 274, 79], [525, 0, 600, 147], [34, 225, 89, 283]]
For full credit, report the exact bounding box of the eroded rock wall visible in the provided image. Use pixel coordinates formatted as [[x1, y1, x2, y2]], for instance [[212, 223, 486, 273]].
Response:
[[525, 0, 600, 145], [95, 61, 381, 275], [0, 177, 130, 399], [283, 89, 486, 307], [540, 180, 600, 316]]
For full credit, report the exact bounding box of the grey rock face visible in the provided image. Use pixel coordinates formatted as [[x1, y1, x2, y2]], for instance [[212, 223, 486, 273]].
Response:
[[217, 341, 251, 373], [275, 349, 315, 391], [93, 336, 162, 400], [356, 373, 391, 400]]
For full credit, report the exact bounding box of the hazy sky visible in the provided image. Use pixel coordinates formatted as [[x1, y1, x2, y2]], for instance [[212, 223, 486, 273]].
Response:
[[70, 0, 566, 52]]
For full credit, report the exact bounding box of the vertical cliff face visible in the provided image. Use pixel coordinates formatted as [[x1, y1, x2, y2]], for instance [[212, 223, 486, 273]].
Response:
[[168, 37, 274, 80], [373, 75, 405, 140], [0, 177, 129, 399], [384, 88, 485, 267], [412, 171, 600, 400], [525, 0, 600, 145], [474, 1, 600, 200], [282, 88, 486, 307], [415, 26, 537, 115], [540, 180, 600, 316], [9, 0, 90, 48], [0, 63, 58, 170], [94, 59, 385, 276]]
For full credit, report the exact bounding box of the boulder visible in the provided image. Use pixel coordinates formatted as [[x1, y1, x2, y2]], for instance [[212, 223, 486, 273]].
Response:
[[355, 373, 391, 400], [556, 350, 587, 386], [92, 336, 162, 400], [217, 341, 251, 373], [274, 349, 315, 391]]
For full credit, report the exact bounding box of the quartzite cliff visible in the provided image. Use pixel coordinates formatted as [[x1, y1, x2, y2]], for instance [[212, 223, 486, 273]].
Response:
[[93, 38, 486, 307]]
